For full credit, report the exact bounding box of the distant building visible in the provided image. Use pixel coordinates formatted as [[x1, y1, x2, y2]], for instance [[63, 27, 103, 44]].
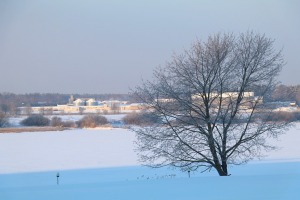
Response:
[[68, 95, 74, 105], [190, 92, 262, 111], [86, 99, 98, 106], [73, 99, 85, 107], [18, 96, 146, 115]]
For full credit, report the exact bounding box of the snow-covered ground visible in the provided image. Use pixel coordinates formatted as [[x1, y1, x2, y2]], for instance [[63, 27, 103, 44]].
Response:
[[0, 162, 299, 200], [0, 124, 299, 199], [0, 128, 137, 174], [54, 114, 126, 122], [1, 124, 299, 174]]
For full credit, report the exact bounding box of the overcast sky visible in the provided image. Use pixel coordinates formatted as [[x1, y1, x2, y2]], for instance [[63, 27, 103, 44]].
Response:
[[0, 0, 299, 94]]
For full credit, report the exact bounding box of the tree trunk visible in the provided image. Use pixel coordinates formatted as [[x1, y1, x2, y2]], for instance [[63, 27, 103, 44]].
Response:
[[215, 161, 228, 176], [221, 161, 228, 176]]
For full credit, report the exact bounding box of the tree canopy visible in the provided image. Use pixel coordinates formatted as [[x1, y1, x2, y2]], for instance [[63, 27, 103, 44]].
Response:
[[133, 32, 289, 176]]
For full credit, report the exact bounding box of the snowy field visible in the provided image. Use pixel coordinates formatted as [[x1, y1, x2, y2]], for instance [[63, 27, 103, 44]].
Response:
[[0, 124, 300, 199], [0, 129, 137, 173]]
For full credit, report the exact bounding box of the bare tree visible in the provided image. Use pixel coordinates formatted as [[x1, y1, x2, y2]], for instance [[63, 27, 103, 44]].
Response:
[[270, 84, 296, 102], [0, 111, 9, 127], [77, 115, 108, 128], [21, 114, 50, 126], [0, 104, 9, 114], [123, 111, 161, 126], [7, 103, 16, 116], [0, 103, 16, 116], [133, 32, 288, 176]]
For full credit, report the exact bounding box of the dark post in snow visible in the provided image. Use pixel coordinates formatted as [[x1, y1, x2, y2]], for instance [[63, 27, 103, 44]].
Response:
[[56, 172, 60, 185], [188, 170, 190, 178]]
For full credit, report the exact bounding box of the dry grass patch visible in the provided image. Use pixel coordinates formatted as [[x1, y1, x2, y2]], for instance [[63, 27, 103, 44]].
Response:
[[0, 126, 66, 133]]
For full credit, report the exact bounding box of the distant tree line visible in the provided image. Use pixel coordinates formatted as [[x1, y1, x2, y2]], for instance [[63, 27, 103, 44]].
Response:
[[269, 84, 300, 104], [1, 87, 300, 116]]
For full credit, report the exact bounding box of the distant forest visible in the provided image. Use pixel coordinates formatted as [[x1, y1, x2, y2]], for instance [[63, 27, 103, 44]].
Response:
[[1, 84, 300, 115], [266, 84, 300, 103]]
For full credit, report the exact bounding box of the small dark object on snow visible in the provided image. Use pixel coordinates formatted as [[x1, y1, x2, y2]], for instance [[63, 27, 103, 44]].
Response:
[[56, 172, 60, 185]]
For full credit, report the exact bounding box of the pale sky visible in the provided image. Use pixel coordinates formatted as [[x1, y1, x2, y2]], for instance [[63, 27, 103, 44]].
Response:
[[0, 0, 299, 94]]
